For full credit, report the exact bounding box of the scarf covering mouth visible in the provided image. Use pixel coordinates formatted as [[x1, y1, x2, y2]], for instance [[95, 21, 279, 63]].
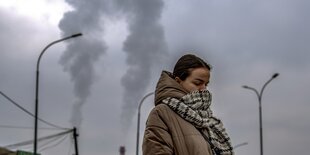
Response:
[[162, 90, 234, 155]]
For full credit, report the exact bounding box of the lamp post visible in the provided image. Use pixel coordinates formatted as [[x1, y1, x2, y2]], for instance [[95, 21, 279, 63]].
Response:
[[242, 73, 279, 155], [136, 92, 154, 155], [34, 33, 82, 155]]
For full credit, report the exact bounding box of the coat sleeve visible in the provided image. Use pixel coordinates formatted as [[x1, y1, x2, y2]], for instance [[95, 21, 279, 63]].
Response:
[[142, 107, 174, 155]]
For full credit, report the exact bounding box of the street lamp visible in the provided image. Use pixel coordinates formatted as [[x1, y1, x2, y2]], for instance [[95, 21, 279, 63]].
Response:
[[136, 92, 154, 155], [242, 73, 279, 155], [234, 142, 248, 149], [34, 33, 82, 155]]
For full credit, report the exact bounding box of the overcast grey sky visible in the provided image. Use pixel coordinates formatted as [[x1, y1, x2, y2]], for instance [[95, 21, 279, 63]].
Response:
[[1, 0, 310, 155]]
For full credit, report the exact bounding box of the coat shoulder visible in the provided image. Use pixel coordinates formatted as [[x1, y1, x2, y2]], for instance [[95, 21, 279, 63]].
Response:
[[145, 104, 173, 129]]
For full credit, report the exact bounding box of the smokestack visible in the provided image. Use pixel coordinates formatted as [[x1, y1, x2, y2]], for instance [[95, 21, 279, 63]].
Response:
[[119, 146, 125, 155]]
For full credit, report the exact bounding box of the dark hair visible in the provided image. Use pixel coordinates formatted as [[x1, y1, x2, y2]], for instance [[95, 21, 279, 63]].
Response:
[[173, 54, 211, 81]]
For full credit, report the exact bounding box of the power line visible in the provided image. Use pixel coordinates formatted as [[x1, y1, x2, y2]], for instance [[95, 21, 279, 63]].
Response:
[[38, 134, 69, 152], [4, 129, 73, 149], [0, 124, 66, 130], [67, 137, 74, 155], [0, 90, 68, 130]]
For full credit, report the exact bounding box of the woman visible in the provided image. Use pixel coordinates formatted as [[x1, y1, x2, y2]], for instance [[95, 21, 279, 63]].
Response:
[[142, 54, 234, 155]]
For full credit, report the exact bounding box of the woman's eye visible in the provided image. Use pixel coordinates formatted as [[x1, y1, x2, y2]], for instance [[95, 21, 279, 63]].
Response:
[[193, 82, 201, 86], [193, 80, 209, 87]]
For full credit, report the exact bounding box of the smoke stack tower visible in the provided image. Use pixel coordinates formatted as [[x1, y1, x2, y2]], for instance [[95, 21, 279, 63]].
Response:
[[119, 146, 125, 155]]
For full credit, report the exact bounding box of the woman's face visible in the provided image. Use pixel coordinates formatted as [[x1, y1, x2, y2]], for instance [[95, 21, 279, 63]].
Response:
[[176, 67, 210, 92]]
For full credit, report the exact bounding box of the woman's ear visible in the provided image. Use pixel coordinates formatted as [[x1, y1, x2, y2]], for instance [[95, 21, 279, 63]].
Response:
[[175, 77, 182, 83]]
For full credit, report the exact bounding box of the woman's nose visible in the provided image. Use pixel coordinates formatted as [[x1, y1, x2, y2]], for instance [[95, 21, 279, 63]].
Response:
[[198, 85, 206, 91]]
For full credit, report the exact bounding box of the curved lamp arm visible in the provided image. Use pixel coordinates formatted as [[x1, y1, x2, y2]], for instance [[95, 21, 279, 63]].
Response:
[[34, 33, 82, 155], [136, 92, 154, 155]]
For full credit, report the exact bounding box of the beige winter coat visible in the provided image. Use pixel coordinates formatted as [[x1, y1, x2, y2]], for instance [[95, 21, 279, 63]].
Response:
[[142, 71, 212, 155]]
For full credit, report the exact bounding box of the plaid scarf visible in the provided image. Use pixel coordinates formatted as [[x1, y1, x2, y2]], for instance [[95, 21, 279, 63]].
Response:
[[162, 90, 234, 155]]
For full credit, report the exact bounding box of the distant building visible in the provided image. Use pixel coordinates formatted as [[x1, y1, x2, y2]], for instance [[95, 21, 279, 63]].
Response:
[[0, 147, 16, 155], [0, 147, 40, 155]]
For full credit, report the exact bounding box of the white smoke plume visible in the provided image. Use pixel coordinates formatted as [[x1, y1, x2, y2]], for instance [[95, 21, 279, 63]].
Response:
[[59, 0, 169, 132], [58, 0, 112, 128], [114, 0, 169, 131]]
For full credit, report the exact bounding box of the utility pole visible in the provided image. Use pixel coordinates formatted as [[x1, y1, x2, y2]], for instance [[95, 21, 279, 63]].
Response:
[[73, 127, 79, 155]]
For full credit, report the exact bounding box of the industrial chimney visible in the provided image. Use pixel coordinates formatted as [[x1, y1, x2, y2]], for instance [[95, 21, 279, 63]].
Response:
[[119, 146, 125, 155]]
